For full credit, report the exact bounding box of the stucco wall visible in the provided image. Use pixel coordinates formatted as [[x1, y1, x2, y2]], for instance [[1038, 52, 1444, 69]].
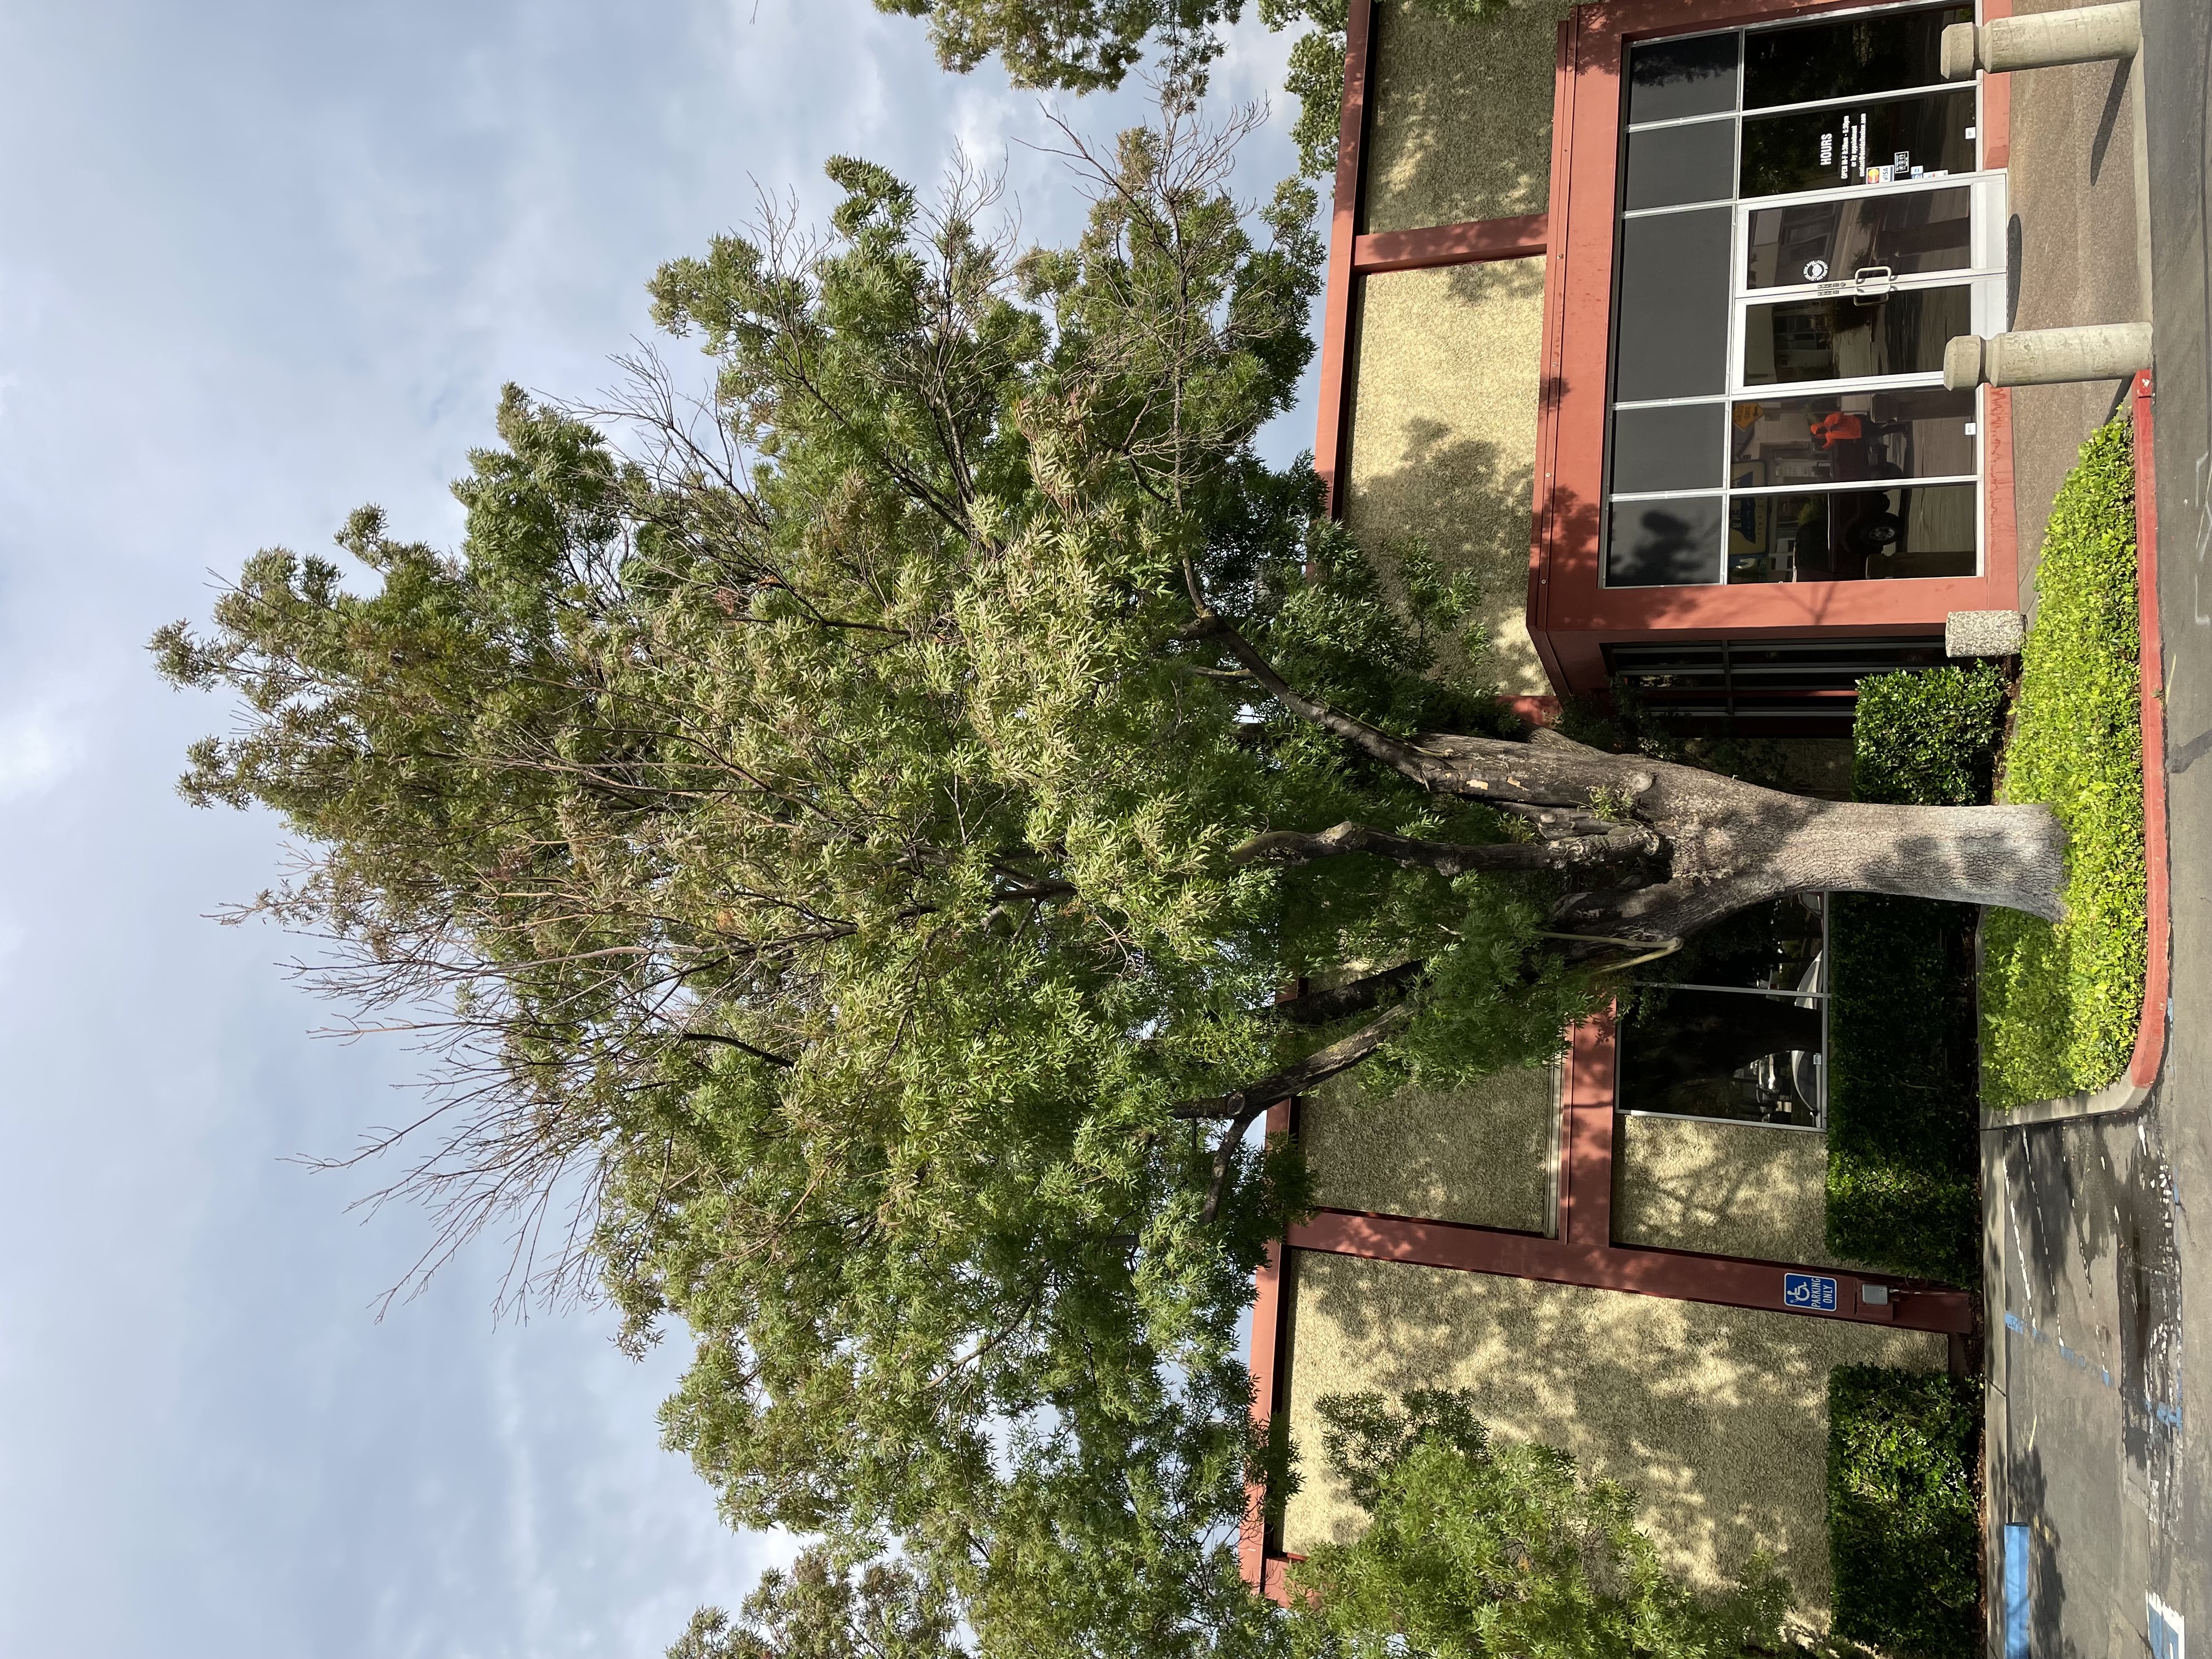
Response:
[[1278, 1253, 1947, 1623], [1612, 1115, 1867, 1270], [1343, 259, 1548, 694], [1363, 0, 1573, 235], [1301, 1065, 1554, 1232]]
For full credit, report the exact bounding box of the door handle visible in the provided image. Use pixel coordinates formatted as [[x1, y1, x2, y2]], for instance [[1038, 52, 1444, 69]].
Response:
[[1850, 265, 1895, 305]]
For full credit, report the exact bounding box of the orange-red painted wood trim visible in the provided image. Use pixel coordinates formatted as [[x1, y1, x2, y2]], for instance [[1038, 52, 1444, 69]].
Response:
[[1560, 1012, 1617, 1248], [1313, 0, 1376, 517], [1240, 1099, 1294, 1598], [1352, 213, 1550, 274], [2131, 368, 2169, 1088], [1981, 0, 2012, 172], [1286, 1209, 1976, 1333]]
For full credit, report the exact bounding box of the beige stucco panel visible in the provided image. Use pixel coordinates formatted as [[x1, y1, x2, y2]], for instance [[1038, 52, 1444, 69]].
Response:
[[1613, 1116, 1871, 1271], [1302, 1065, 1554, 1232], [1278, 1254, 1946, 1623], [1364, 0, 1575, 235], [1344, 260, 1549, 696]]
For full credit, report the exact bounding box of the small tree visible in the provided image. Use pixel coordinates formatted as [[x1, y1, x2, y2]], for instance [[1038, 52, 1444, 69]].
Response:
[[1287, 1391, 1796, 1659]]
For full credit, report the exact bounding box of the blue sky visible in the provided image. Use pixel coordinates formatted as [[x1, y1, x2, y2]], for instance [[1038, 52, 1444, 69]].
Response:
[[0, 4, 1308, 1654]]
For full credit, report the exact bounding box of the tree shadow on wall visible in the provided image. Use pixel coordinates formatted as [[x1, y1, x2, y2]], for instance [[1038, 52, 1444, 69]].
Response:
[[1292, 1255, 1906, 1613], [1345, 420, 1543, 695], [1362, 0, 1576, 234]]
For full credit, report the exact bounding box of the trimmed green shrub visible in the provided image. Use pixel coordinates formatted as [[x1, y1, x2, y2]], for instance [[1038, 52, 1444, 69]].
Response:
[[1826, 894, 1980, 1285], [1852, 662, 2008, 805], [1982, 411, 2147, 1104], [1828, 1366, 1982, 1657], [1826, 664, 1999, 1286]]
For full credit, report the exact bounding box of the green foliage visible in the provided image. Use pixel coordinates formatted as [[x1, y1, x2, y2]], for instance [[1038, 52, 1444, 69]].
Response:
[[1982, 411, 2147, 1105], [1826, 1367, 1982, 1658], [155, 111, 1594, 1657], [1286, 1391, 1796, 1659], [870, 0, 1500, 177], [1825, 895, 1979, 1285], [671, 1549, 963, 1659], [1849, 663, 2006, 807], [1822, 663, 1996, 1286]]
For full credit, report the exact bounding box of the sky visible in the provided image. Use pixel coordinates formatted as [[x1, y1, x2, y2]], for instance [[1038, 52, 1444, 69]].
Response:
[[0, 4, 1310, 1655]]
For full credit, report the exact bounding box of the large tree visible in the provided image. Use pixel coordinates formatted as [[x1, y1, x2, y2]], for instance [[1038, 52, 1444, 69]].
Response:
[[153, 108, 2055, 1651]]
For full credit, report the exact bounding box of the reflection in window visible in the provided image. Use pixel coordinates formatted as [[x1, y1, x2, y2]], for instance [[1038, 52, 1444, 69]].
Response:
[[1746, 187, 1972, 289], [1730, 387, 1976, 485], [1730, 484, 1978, 582], [1628, 30, 1740, 125], [1608, 497, 1724, 586], [1620, 896, 1827, 1127], [1743, 5, 1970, 108], [1742, 284, 1972, 385], [1742, 90, 1976, 197]]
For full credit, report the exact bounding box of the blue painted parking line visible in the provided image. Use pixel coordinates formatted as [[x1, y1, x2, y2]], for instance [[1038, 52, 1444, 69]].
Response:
[[2004, 1523, 2030, 1659], [2003, 1308, 2183, 1430]]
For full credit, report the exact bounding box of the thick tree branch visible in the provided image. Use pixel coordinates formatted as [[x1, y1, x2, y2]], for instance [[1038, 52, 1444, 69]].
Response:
[[1180, 1003, 1414, 1223], [1232, 820, 1656, 877], [1172, 1003, 1414, 1124], [1268, 961, 1426, 1027], [1182, 612, 1453, 787], [1182, 613, 1627, 809]]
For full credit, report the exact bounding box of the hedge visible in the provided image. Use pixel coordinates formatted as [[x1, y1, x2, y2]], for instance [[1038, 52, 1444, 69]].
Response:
[[1980, 410, 2147, 1105], [1828, 1365, 1983, 1657], [1825, 664, 2001, 1285], [1825, 894, 1981, 1285]]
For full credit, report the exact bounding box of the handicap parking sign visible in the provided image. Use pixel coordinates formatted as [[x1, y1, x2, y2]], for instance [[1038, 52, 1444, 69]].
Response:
[[1784, 1272, 1838, 1312]]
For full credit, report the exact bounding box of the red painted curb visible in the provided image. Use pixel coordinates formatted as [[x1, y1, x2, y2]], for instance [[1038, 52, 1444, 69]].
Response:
[[2130, 370, 2170, 1091]]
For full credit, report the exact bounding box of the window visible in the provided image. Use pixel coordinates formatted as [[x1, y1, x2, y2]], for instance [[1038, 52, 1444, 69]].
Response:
[[1604, 3, 1990, 588]]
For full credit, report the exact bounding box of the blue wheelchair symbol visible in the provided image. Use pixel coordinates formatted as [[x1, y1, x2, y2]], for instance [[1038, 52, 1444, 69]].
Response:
[[1784, 1272, 1838, 1312]]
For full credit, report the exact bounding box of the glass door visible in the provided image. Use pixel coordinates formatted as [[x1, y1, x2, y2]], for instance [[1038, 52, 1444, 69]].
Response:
[[1725, 175, 2003, 583]]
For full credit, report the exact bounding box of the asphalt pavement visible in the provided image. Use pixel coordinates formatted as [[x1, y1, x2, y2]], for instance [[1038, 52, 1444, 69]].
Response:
[[1984, 1, 2212, 1652]]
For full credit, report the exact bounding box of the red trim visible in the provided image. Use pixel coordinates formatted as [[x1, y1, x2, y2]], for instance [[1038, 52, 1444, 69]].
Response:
[[1980, 0, 2012, 172], [1241, 1099, 1294, 1598], [1559, 1012, 1617, 1248], [1287, 1211, 1971, 1333], [1313, 0, 1375, 517], [1352, 213, 1550, 274], [1526, 0, 2023, 698], [2131, 368, 2169, 1088]]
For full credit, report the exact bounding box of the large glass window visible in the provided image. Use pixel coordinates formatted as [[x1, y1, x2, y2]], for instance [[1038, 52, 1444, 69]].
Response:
[[1605, 2, 1990, 589], [1619, 896, 1829, 1128]]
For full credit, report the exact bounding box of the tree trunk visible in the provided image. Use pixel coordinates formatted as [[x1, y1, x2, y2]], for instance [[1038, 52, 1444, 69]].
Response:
[[1566, 775, 2069, 941], [1193, 617, 2072, 940]]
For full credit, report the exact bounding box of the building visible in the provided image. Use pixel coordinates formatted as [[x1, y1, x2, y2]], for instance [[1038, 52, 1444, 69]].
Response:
[[1242, 0, 2005, 1625]]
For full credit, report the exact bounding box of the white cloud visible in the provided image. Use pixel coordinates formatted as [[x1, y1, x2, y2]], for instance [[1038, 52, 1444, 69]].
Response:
[[0, 1, 1318, 1653]]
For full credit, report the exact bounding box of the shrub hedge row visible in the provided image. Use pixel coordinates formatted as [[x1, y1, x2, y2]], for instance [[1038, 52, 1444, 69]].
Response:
[[1828, 1365, 1984, 1657], [1826, 663, 2001, 1286], [1980, 410, 2147, 1104]]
